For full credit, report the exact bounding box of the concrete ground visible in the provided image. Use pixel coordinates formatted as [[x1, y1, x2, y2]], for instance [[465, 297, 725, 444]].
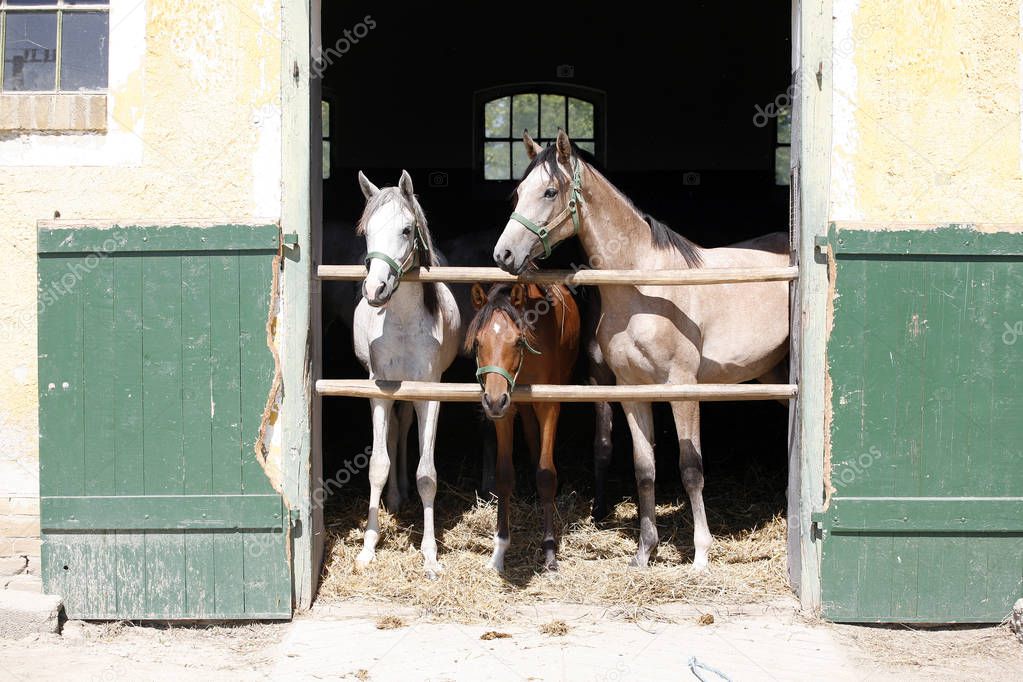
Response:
[[0, 598, 1019, 681]]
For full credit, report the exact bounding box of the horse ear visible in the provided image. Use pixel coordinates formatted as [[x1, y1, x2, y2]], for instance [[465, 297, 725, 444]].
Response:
[[471, 284, 488, 310], [523, 130, 543, 160], [555, 128, 572, 164], [509, 284, 526, 308], [358, 171, 380, 200], [398, 169, 415, 199]]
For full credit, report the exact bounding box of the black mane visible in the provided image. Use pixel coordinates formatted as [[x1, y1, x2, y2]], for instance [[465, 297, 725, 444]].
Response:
[[515, 143, 703, 268], [463, 283, 537, 354]]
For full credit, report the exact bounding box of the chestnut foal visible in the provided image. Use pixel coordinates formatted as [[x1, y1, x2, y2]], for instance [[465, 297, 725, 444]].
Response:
[[466, 283, 579, 572]]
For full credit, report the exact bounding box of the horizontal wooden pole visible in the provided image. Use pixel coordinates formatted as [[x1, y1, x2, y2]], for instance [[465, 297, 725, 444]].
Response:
[[317, 265, 798, 286], [315, 380, 797, 402]]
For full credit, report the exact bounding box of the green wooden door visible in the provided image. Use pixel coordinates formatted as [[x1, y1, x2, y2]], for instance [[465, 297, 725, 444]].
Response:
[[37, 224, 292, 619], [819, 226, 1023, 623]]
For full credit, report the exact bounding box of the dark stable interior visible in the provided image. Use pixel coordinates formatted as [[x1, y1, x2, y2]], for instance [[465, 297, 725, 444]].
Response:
[[319, 2, 792, 532]]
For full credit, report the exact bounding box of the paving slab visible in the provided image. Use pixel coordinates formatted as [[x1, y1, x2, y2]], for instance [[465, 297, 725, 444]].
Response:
[[0, 590, 62, 640]]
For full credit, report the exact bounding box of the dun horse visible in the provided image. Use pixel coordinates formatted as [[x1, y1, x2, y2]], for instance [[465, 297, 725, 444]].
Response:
[[352, 170, 461, 579], [466, 283, 580, 572], [493, 131, 789, 569]]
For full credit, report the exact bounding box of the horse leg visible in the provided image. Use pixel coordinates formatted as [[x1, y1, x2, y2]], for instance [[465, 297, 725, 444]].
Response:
[[480, 420, 497, 499], [488, 410, 516, 572], [357, 398, 393, 568], [756, 359, 791, 408], [393, 401, 414, 507], [670, 400, 712, 570], [592, 398, 614, 521], [533, 403, 561, 571], [414, 399, 444, 579], [384, 404, 402, 512], [622, 401, 658, 567]]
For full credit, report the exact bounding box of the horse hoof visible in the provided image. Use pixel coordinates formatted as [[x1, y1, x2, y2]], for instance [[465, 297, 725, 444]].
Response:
[[487, 558, 504, 573], [424, 564, 444, 581], [355, 550, 376, 569], [543, 559, 559, 573], [692, 557, 709, 572], [628, 555, 649, 569]]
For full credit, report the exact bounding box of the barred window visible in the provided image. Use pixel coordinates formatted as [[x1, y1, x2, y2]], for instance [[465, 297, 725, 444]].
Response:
[[478, 86, 604, 181], [1, 0, 109, 92]]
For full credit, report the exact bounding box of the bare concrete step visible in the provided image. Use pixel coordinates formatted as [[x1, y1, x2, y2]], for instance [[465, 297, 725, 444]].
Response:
[[4, 575, 42, 593], [0, 590, 62, 639]]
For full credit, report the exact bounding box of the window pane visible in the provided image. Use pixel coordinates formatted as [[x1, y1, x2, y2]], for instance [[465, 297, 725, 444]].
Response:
[[777, 105, 791, 144], [3, 12, 57, 91], [65, 1, 111, 4], [6, 1, 56, 5], [59, 11, 109, 91], [322, 141, 331, 180], [321, 100, 330, 137], [512, 93, 538, 139], [512, 142, 532, 179], [540, 94, 565, 138], [576, 141, 595, 156], [484, 141, 510, 180], [568, 98, 594, 138], [775, 146, 791, 186], [484, 97, 510, 138]]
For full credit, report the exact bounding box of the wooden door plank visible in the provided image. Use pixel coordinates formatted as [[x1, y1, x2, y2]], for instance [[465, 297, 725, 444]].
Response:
[[38, 256, 86, 497], [142, 255, 184, 495], [83, 256, 116, 496], [211, 254, 243, 494], [113, 256, 145, 495], [239, 253, 275, 494], [182, 254, 214, 495]]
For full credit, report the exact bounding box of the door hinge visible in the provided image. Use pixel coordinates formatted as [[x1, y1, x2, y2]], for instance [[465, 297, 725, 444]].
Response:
[[282, 232, 299, 247], [810, 510, 826, 540]]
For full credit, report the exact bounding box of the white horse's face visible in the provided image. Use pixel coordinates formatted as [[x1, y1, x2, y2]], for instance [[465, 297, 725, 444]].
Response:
[[494, 130, 578, 273], [362, 197, 417, 307], [357, 170, 420, 308]]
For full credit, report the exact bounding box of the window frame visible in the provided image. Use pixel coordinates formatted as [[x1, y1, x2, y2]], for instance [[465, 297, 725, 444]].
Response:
[[774, 104, 791, 186], [473, 82, 606, 197], [0, 0, 110, 94]]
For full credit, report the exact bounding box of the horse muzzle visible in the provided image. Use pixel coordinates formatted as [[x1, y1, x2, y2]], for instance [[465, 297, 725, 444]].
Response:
[[481, 391, 511, 419], [363, 278, 394, 308]]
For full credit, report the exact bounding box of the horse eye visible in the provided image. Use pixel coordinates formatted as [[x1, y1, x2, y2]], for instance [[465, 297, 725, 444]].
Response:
[[543, 187, 558, 199], [401, 225, 413, 236]]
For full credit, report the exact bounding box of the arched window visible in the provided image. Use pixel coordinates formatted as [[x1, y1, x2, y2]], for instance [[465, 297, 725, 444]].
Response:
[[475, 84, 605, 182]]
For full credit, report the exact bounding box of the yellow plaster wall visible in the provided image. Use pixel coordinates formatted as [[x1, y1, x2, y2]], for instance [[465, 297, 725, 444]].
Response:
[[0, 0, 282, 556], [831, 0, 1023, 230]]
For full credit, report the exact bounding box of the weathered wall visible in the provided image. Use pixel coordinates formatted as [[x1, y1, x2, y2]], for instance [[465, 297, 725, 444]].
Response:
[[831, 0, 1023, 230], [0, 0, 282, 558]]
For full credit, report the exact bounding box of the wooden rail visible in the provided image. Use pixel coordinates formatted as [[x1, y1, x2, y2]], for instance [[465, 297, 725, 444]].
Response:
[[315, 380, 797, 402], [317, 265, 798, 286]]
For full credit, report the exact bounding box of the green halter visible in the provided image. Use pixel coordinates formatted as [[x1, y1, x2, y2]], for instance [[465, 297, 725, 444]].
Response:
[[476, 336, 542, 392], [364, 222, 430, 292], [509, 158, 584, 259]]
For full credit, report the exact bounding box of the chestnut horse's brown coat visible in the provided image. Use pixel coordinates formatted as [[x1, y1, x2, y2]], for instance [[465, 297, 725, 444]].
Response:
[[466, 283, 580, 571]]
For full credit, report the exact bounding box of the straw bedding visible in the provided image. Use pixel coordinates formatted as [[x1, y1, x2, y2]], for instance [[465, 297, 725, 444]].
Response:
[[319, 482, 788, 623]]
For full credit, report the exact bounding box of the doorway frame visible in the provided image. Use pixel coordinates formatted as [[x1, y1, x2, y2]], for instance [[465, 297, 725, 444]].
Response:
[[283, 0, 834, 613]]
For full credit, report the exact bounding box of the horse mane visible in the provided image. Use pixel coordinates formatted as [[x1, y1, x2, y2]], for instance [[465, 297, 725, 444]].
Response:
[[356, 186, 442, 314], [515, 143, 703, 268], [463, 283, 539, 355]]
